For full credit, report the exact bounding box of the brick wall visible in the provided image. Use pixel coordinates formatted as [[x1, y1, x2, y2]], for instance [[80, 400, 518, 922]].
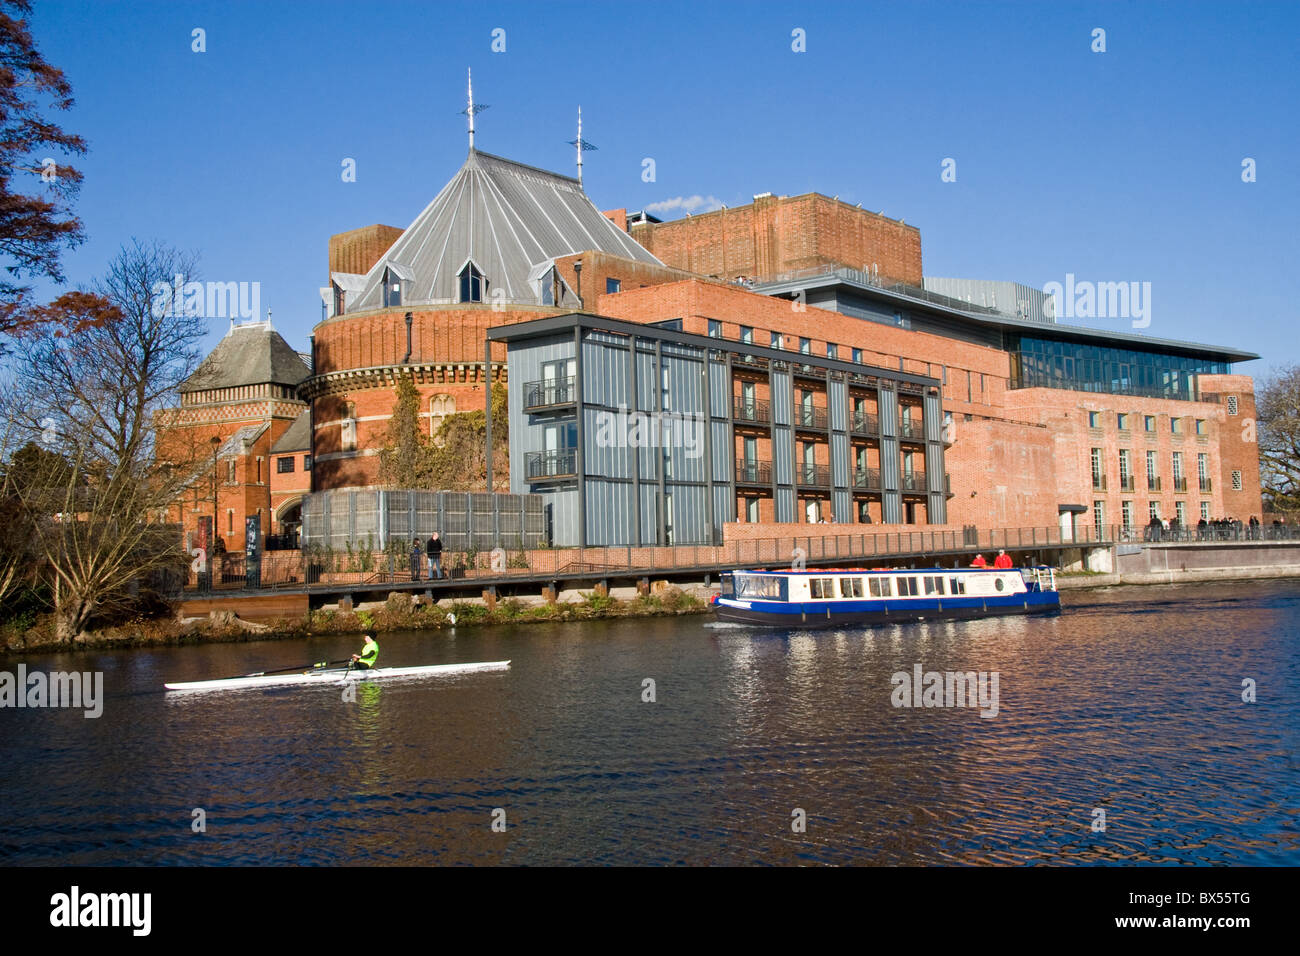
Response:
[[1198, 373, 1263, 520], [628, 193, 923, 285], [328, 224, 403, 276]]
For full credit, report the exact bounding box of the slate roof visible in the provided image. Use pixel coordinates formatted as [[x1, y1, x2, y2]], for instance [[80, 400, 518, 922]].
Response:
[[181, 322, 312, 393], [270, 410, 311, 453], [341, 148, 661, 311]]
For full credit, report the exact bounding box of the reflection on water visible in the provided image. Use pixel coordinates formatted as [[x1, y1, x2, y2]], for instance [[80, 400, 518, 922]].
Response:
[[1, 579, 1297, 865]]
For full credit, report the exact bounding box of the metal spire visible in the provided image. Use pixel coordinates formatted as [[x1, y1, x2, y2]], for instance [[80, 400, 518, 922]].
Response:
[[460, 68, 489, 149], [568, 105, 597, 187]]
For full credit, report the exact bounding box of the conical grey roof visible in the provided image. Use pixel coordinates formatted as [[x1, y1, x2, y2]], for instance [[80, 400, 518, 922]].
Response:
[[343, 148, 660, 311]]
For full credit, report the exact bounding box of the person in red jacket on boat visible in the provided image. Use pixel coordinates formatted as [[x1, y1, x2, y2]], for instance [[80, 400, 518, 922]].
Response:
[[993, 549, 1013, 569], [971, 553, 988, 568]]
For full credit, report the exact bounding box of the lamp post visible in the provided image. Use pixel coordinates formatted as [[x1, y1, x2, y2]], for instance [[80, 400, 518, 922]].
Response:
[[210, 436, 220, 581]]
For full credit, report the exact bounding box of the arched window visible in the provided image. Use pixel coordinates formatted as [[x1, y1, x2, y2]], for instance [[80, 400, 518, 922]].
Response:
[[458, 262, 486, 303], [429, 394, 455, 439]]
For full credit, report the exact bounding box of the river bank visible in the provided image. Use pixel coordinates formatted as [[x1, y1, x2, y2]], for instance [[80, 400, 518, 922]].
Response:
[[0, 586, 712, 656], [1058, 563, 1300, 589]]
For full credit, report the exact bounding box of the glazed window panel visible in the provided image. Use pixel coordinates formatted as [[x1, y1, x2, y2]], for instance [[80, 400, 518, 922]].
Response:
[[924, 576, 945, 595], [948, 577, 966, 595], [869, 577, 892, 598], [896, 576, 920, 597], [839, 577, 864, 598], [808, 577, 836, 599]]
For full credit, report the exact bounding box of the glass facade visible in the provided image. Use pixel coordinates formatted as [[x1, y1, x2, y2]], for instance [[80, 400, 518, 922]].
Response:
[[1008, 334, 1229, 400]]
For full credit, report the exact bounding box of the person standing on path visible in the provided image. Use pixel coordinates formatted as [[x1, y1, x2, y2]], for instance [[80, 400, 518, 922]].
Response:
[[409, 538, 422, 581], [426, 532, 444, 580]]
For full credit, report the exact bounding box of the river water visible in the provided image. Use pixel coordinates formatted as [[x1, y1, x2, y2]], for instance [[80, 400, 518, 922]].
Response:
[[1, 580, 1296, 865]]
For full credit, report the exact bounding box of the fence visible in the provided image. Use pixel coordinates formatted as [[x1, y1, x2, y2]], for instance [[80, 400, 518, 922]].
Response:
[[300, 488, 546, 553]]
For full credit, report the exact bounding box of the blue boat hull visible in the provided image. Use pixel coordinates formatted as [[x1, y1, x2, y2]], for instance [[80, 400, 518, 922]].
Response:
[[713, 591, 1061, 629]]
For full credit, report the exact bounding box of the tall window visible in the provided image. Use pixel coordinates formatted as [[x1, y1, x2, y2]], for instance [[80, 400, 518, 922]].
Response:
[[826, 343, 837, 360], [708, 319, 721, 338], [746, 498, 759, 522], [1091, 447, 1104, 490], [1093, 501, 1105, 537], [852, 347, 862, 364], [1176, 501, 1186, 525], [770, 331, 781, 349], [1197, 453, 1209, 491], [458, 262, 486, 303], [382, 267, 402, 308], [1172, 451, 1184, 481], [1200, 501, 1210, 522], [1149, 501, 1161, 522], [1146, 449, 1159, 489], [1121, 500, 1133, 532], [226, 459, 236, 483], [342, 402, 357, 452], [1119, 449, 1131, 490], [740, 326, 753, 345], [429, 394, 455, 438]]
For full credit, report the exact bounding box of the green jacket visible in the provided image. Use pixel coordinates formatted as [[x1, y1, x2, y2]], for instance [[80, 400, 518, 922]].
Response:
[[358, 638, 379, 667]]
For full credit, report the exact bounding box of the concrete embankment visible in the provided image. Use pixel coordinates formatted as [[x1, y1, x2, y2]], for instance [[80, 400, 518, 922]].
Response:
[[1060, 563, 1300, 590]]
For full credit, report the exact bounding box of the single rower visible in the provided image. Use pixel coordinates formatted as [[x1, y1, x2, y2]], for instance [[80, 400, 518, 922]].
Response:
[[351, 631, 379, 671]]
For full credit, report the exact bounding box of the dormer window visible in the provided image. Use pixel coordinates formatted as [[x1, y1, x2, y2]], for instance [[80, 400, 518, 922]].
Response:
[[459, 261, 486, 303], [382, 267, 403, 308]]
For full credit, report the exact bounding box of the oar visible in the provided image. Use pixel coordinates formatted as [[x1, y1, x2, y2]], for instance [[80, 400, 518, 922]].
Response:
[[238, 658, 352, 679]]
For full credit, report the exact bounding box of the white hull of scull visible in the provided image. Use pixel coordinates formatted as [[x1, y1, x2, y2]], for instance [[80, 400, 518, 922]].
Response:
[[164, 660, 510, 692]]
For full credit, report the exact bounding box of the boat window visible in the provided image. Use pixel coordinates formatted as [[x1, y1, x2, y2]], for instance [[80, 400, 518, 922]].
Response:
[[948, 576, 966, 595], [994, 577, 1006, 592], [809, 578, 836, 599], [868, 577, 892, 598], [924, 576, 945, 595], [735, 574, 787, 600], [839, 577, 864, 598], [896, 577, 920, 597]]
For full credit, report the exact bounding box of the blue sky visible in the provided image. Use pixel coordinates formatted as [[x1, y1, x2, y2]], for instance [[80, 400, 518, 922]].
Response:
[[26, 0, 1299, 373]]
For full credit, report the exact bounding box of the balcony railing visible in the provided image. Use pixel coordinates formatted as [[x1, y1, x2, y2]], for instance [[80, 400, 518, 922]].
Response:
[[898, 417, 924, 440], [851, 412, 879, 436], [1148, 476, 1162, 491], [794, 406, 829, 431], [901, 471, 927, 493], [523, 377, 576, 410], [733, 398, 771, 425], [795, 463, 831, 487], [1173, 476, 1189, 492], [1119, 476, 1135, 492], [852, 467, 882, 490], [1200, 477, 1212, 492], [736, 460, 772, 485], [525, 448, 578, 480], [1092, 475, 1108, 491]]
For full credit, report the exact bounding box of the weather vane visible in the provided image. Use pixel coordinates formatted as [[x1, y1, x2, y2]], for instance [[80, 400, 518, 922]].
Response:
[[460, 68, 489, 149], [568, 106, 597, 187]]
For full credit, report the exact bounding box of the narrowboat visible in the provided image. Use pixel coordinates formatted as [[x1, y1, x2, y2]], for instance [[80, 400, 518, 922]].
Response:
[[711, 566, 1059, 628]]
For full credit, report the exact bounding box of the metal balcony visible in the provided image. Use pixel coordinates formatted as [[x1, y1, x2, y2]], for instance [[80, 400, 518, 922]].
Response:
[[1092, 475, 1108, 492], [1148, 476, 1162, 491], [795, 463, 831, 487], [736, 460, 772, 485], [1200, 477, 1213, 492], [850, 412, 879, 436], [794, 406, 828, 431], [852, 467, 882, 490], [523, 377, 576, 410], [1119, 476, 1135, 492], [901, 471, 927, 493], [898, 418, 924, 440], [1173, 477, 1189, 493], [733, 398, 771, 425], [525, 448, 577, 480]]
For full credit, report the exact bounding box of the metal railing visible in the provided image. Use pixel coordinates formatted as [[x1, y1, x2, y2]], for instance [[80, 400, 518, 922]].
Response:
[[1200, 477, 1213, 492], [901, 471, 927, 493], [1173, 477, 1189, 492], [525, 448, 578, 480], [794, 406, 829, 430], [733, 398, 771, 425], [1148, 477, 1162, 491], [852, 467, 882, 490], [851, 412, 879, 436], [736, 460, 772, 485], [795, 463, 830, 487], [1092, 475, 1108, 491], [1119, 476, 1135, 492], [182, 521, 1300, 594], [523, 377, 576, 409], [898, 418, 924, 440]]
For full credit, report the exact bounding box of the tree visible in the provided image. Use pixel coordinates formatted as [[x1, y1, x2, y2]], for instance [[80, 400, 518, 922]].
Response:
[[376, 373, 435, 488], [0, 0, 90, 339], [5, 240, 206, 641], [1257, 365, 1300, 512], [428, 383, 508, 490]]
